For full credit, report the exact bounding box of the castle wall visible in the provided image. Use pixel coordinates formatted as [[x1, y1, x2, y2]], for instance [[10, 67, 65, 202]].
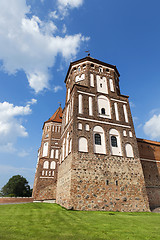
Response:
[[137, 138, 160, 209], [57, 152, 150, 212], [56, 153, 72, 208]]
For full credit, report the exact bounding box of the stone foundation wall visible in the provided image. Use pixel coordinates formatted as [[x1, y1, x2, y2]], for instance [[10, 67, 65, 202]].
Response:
[[57, 152, 150, 212], [32, 178, 56, 200], [56, 153, 72, 209]]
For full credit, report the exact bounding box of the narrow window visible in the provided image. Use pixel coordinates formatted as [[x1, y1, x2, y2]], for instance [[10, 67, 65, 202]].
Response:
[[115, 180, 118, 186], [100, 83, 102, 88], [99, 67, 103, 72], [106, 180, 109, 186], [111, 136, 118, 147], [101, 108, 105, 115], [95, 134, 101, 145]]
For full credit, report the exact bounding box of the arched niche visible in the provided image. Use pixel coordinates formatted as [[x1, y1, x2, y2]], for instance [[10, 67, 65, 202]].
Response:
[[78, 137, 88, 152], [125, 143, 134, 158]]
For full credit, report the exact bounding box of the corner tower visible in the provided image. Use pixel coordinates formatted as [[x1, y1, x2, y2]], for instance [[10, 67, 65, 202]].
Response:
[[56, 56, 150, 211], [33, 106, 62, 201]]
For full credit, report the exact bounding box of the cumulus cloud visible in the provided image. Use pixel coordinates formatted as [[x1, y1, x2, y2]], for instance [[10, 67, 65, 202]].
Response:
[[58, 0, 83, 9], [0, 100, 35, 152], [0, 0, 88, 93], [143, 114, 160, 140], [53, 85, 63, 93], [57, 0, 83, 16]]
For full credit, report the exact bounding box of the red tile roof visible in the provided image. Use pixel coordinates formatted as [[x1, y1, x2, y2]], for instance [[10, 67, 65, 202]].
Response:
[[43, 107, 63, 128]]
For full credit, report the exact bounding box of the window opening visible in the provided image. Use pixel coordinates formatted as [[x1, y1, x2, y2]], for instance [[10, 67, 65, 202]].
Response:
[[100, 83, 102, 88], [95, 134, 101, 145], [106, 180, 109, 185], [101, 108, 105, 115], [111, 136, 118, 147]]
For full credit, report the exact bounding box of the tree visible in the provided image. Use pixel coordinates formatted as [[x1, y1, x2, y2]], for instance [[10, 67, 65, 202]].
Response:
[[1, 175, 32, 197]]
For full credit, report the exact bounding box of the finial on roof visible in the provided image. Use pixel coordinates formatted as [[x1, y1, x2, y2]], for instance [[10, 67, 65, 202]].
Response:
[[85, 50, 90, 57], [58, 102, 61, 107]]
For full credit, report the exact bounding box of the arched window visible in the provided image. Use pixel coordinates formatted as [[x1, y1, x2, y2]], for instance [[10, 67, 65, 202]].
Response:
[[125, 143, 134, 158], [78, 137, 88, 152], [95, 134, 101, 145], [97, 95, 111, 118], [43, 161, 49, 169], [111, 136, 118, 147], [93, 126, 106, 154], [109, 129, 122, 156], [50, 161, 56, 169], [101, 108, 105, 115]]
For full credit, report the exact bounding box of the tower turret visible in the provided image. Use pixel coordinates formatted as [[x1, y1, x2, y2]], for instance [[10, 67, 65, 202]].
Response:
[[32, 106, 62, 201]]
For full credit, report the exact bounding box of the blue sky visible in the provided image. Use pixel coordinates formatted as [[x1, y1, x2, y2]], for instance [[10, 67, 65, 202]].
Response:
[[0, 0, 160, 189]]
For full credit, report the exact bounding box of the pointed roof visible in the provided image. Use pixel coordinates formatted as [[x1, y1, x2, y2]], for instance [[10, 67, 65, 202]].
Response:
[[43, 107, 63, 128]]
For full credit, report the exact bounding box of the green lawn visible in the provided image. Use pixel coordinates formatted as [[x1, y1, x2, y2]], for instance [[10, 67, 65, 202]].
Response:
[[0, 203, 160, 240]]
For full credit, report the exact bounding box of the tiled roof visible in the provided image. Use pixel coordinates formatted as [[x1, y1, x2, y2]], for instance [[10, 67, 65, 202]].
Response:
[[43, 107, 63, 128]]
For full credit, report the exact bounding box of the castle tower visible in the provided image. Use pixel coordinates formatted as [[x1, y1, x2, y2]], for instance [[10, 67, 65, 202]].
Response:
[[32, 106, 62, 200], [56, 56, 150, 211]]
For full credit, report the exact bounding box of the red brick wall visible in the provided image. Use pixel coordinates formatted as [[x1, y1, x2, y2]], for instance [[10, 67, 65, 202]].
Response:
[[0, 197, 34, 204]]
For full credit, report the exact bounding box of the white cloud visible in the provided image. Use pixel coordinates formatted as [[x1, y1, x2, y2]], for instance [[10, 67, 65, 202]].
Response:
[[0, 0, 88, 93], [58, 0, 83, 9], [0, 100, 34, 152], [130, 101, 135, 108], [62, 24, 67, 34], [49, 11, 59, 19], [143, 114, 160, 140], [57, 0, 84, 17], [27, 98, 37, 105], [53, 85, 63, 93]]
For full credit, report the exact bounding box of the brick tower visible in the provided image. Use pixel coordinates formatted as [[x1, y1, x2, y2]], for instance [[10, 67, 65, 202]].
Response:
[[32, 106, 62, 200], [56, 56, 150, 211]]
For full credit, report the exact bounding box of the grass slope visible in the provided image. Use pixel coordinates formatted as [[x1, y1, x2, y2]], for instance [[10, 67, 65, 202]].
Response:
[[0, 203, 160, 240]]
